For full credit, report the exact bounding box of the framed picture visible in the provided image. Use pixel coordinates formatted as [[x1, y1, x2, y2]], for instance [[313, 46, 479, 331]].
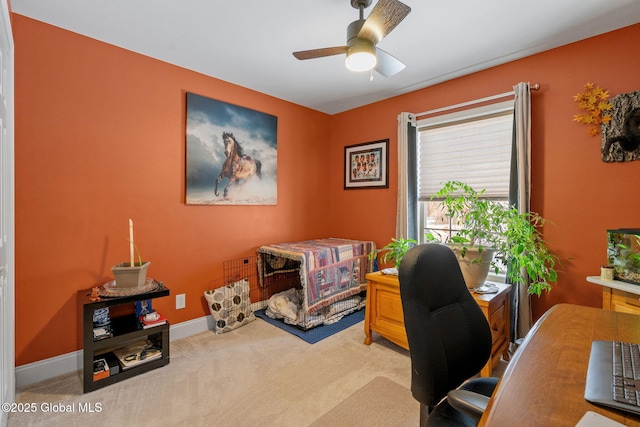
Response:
[[344, 139, 389, 189], [185, 92, 278, 205]]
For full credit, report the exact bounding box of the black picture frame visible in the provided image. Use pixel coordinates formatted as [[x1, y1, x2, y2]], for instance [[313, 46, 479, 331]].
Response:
[[344, 139, 389, 189]]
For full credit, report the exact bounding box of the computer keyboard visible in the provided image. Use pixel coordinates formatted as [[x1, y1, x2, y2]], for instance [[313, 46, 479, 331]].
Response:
[[585, 340, 640, 415], [612, 341, 640, 406]]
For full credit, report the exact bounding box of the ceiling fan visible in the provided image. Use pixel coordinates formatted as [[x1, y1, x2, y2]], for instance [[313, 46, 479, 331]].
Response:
[[293, 0, 411, 77]]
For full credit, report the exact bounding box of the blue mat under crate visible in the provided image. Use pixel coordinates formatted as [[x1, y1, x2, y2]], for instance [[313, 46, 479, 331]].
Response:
[[254, 308, 364, 344]]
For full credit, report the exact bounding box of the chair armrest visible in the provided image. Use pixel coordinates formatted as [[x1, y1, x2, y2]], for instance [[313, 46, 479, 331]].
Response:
[[446, 389, 490, 420]]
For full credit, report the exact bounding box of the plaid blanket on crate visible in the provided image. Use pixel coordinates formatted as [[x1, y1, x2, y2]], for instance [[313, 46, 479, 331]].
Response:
[[257, 238, 376, 314]]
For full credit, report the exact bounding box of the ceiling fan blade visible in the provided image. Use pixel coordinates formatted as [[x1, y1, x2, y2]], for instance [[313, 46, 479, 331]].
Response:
[[359, 0, 411, 45], [374, 47, 405, 77], [293, 46, 347, 60]]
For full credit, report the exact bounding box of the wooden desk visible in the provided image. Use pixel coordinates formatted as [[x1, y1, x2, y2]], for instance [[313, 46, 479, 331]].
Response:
[[479, 304, 640, 426], [364, 272, 511, 377], [587, 275, 640, 315], [364, 272, 409, 350]]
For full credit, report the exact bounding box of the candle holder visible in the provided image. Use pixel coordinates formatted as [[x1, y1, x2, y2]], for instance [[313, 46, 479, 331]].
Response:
[[600, 265, 615, 281], [111, 261, 150, 288]]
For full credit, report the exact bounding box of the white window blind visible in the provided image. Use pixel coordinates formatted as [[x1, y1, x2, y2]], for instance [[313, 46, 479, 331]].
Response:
[[418, 102, 514, 200]]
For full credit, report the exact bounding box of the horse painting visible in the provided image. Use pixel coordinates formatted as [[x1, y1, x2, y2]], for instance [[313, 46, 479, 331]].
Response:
[[214, 132, 262, 197]]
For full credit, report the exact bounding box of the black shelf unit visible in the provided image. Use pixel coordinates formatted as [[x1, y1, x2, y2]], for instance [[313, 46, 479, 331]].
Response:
[[79, 283, 170, 393]]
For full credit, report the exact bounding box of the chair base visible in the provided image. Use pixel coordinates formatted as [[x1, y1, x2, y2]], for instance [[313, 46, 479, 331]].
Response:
[[423, 377, 499, 427]]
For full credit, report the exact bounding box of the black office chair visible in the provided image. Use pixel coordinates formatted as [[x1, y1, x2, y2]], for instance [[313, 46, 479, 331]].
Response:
[[398, 243, 499, 427]]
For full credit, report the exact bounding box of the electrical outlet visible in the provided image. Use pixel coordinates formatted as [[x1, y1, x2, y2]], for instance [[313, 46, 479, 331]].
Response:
[[176, 293, 186, 309]]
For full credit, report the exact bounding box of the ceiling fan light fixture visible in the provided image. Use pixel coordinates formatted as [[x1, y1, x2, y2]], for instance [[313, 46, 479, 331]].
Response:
[[292, 0, 410, 77], [346, 39, 377, 72]]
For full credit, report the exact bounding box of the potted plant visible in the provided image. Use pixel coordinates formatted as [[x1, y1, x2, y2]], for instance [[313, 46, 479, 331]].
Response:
[[111, 260, 150, 289], [111, 219, 150, 288], [425, 181, 558, 296], [371, 237, 417, 274]]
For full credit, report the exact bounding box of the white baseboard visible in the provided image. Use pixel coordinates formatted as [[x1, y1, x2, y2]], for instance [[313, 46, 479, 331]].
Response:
[[167, 314, 212, 341], [15, 315, 213, 389]]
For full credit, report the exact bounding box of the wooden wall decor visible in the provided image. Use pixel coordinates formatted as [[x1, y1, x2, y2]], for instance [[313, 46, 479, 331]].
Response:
[[601, 89, 640, 163]]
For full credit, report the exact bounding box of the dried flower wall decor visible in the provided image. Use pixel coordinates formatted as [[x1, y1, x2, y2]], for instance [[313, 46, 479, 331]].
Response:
[[573, 83, 612, 137]]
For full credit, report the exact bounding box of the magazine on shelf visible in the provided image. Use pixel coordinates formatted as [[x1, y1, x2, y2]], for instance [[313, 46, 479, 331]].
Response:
[[113, 341, 162, 370], [138, 310, 167, 329]]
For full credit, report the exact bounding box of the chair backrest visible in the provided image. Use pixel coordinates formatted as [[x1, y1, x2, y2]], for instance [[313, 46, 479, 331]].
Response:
[[399, 243, 493, 408]]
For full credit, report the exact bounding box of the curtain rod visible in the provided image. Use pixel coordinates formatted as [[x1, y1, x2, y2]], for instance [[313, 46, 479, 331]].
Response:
[[416, 83, 540, 118]]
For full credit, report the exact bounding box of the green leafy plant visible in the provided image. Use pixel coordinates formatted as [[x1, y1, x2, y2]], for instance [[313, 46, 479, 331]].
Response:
[[425, 181, 558, 297], [372, 237, 417, 270]]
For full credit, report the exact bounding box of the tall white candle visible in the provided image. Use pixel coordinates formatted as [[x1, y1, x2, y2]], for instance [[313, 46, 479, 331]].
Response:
[[129, 218, 135, 267]]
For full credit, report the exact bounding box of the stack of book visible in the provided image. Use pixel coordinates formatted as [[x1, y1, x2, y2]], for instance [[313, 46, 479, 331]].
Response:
[[93, 327, 112, 340], [93, 307, 112, 340], [138, 310, 167, 329]]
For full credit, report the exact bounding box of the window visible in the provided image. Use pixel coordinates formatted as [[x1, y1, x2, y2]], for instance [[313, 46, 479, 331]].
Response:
[[416, 101, 514, 254]]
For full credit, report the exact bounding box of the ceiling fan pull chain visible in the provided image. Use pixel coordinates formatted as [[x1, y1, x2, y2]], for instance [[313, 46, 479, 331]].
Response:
[[370, 70, 374, 81]]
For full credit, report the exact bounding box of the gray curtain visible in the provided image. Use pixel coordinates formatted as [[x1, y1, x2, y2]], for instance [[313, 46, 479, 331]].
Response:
[[509, 82, 532, 341], [396, 112, 418, 240]]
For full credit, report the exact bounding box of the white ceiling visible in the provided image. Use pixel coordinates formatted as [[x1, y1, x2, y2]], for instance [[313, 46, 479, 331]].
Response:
[[11, 0, 640, 114]]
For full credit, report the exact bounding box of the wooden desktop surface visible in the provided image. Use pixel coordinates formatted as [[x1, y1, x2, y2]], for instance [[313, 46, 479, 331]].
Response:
[[479, 303, 640, 426]]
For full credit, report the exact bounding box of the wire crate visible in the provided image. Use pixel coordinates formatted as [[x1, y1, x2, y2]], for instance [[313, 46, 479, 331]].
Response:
[[223, 256, 300, 311]]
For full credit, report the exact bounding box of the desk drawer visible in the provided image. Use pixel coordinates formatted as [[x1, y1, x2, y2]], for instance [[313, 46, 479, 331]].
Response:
[[610, 288, 640, 315], [488, 304, 506, 345], [624, 291, 640, 308]]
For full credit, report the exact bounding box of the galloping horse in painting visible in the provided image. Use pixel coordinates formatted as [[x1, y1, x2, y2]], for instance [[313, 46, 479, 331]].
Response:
[[214, 132, 262, 197]]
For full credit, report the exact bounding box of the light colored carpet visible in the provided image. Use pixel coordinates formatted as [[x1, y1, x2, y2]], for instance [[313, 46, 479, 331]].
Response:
[[9, 318, 415, 427], [10, 317, 507, 427], [310, 376, 418, 427]]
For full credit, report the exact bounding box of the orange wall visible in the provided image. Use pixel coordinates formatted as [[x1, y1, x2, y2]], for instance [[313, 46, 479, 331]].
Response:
[[13, 15, 331, 365], [13, 12, 640, 366], [329, 23, 640, 321]]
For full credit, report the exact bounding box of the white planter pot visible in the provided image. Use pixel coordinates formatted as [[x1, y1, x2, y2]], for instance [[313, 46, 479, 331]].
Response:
[[448, 245, 495, 288]]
